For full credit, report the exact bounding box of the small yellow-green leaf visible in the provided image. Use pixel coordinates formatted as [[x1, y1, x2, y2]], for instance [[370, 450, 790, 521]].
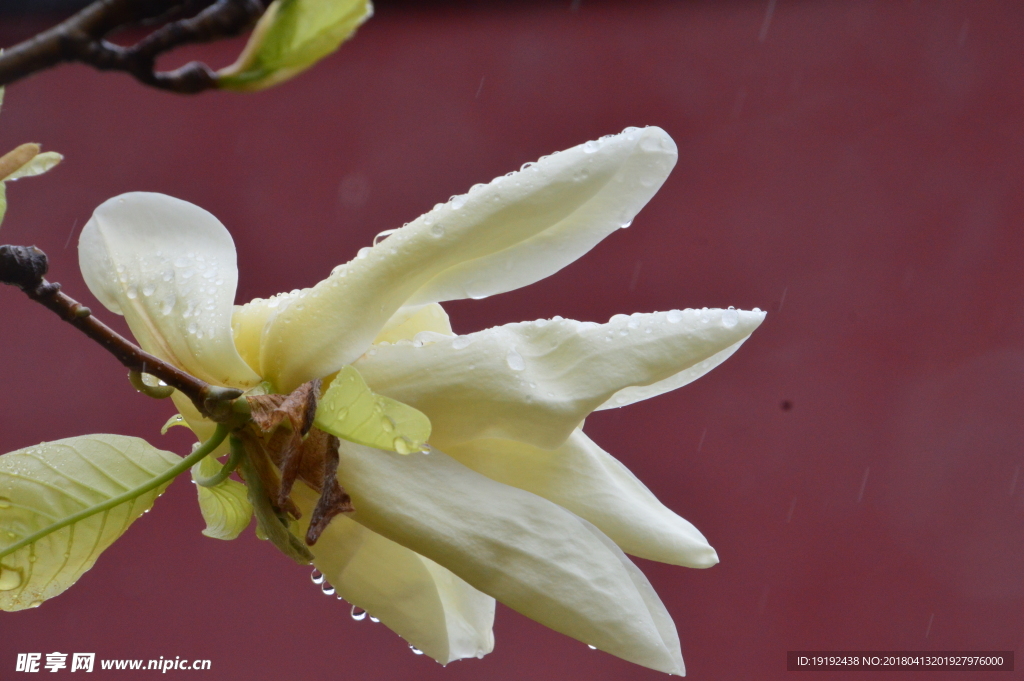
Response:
[[0, 435, 180, 611], [4, 151, 62, 181], [161, 414, 189, 435], [217, 0, 372, 91], [191, 456, 252, 541], [315, 365, 431, 454], [0, 143, 38, 182]]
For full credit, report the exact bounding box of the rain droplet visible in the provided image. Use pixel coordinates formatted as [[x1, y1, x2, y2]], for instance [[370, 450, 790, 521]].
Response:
[[381, 417, 396, 433], [722, 308, 739, 328], [667, 310, 684, 323], [369, 615, 379, 623], [506, 349, 526, 371], [142, 284, 156, 297], [351, 606, 367, 621], [451, 195, 467, 210], [394, 437, 415, 455], [619, 219, 633, 229], [583, 140, 600, 153], [126, 286, 138, 299], [373, 229, 397, 245], [430, 223, 445, 238], [588, 645, 597, 650], [310, 569, 325, 585], [29, 600, 42, 608], [357, 247, 371, 259], [410, 646, 424, 655], [452, 336, 472, 350], [161, 270, 173, 282], [321, 582, 336, 596]]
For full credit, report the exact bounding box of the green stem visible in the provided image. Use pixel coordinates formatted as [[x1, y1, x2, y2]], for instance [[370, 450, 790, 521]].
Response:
[[193, 439, 242, 487], [0, 424, 229, 561], [237, 437, 313, 564]]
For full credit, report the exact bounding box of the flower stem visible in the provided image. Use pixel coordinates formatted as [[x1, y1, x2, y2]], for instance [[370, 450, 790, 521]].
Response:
[[0, 424, 229, 561], [193, 439, 243, 487]]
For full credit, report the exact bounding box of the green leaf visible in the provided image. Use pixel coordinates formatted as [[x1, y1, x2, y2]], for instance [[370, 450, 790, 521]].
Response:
[[0, 435, 180, 611], [315, 365, 431, 454], [191, 454, 252, 541], [217, 0, 372, 91], [4, 151, 62, 181]]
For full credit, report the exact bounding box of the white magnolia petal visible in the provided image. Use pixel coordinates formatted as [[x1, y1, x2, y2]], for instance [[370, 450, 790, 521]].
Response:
[[257, 127, 677, 391], [231, 297, 284, 376], [356, 308, 765, 450], [78, 193, 260, 387], [335, 442, 685, 675], [372, 303, 453, 345], [291, 483, 495, 663], [447, 430, 718, 568], [598, 337, 746, 410]]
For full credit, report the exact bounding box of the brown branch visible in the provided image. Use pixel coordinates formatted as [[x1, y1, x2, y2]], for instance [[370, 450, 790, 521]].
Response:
[[0, 244, 242, 419], [0, 0, 266, 94]]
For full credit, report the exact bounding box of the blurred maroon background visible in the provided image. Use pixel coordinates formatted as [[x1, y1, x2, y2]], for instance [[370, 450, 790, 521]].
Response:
[[2, 1, 1023, 679]]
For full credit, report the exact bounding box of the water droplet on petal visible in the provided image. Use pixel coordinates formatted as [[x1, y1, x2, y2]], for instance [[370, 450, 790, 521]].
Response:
[[142, 284, 156, 297], [310, 569, 325, 585], [451, 195, 467, 210], [667, 310, 684, 323], [351, 606, 367, 621], [369, 615, 379, 623], [126, 286, 138, 299], [588, 645, 597, 650], [321, 582, 336, 596], [357, 247, 371, 259], [506, 349, 526, 371], [452, 336, 472, 350], [583, 140, 600, 153], [373, 229, 397, 245], [430, 223, 445, 238], [410, 646, 424, 655], [723, 308, 739, 328], [394, 437, 415, 454]]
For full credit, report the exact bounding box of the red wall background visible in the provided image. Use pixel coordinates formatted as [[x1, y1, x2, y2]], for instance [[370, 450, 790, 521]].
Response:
[[1, 1, 1023, 679]]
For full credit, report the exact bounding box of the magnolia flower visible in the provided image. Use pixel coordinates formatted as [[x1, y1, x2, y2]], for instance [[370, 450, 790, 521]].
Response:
[[77, 126, 765, 675]]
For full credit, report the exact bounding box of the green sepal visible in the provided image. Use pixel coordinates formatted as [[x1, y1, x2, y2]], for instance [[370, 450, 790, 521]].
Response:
[[314, 365, 431, 454], [192, 454, 252, 541]]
